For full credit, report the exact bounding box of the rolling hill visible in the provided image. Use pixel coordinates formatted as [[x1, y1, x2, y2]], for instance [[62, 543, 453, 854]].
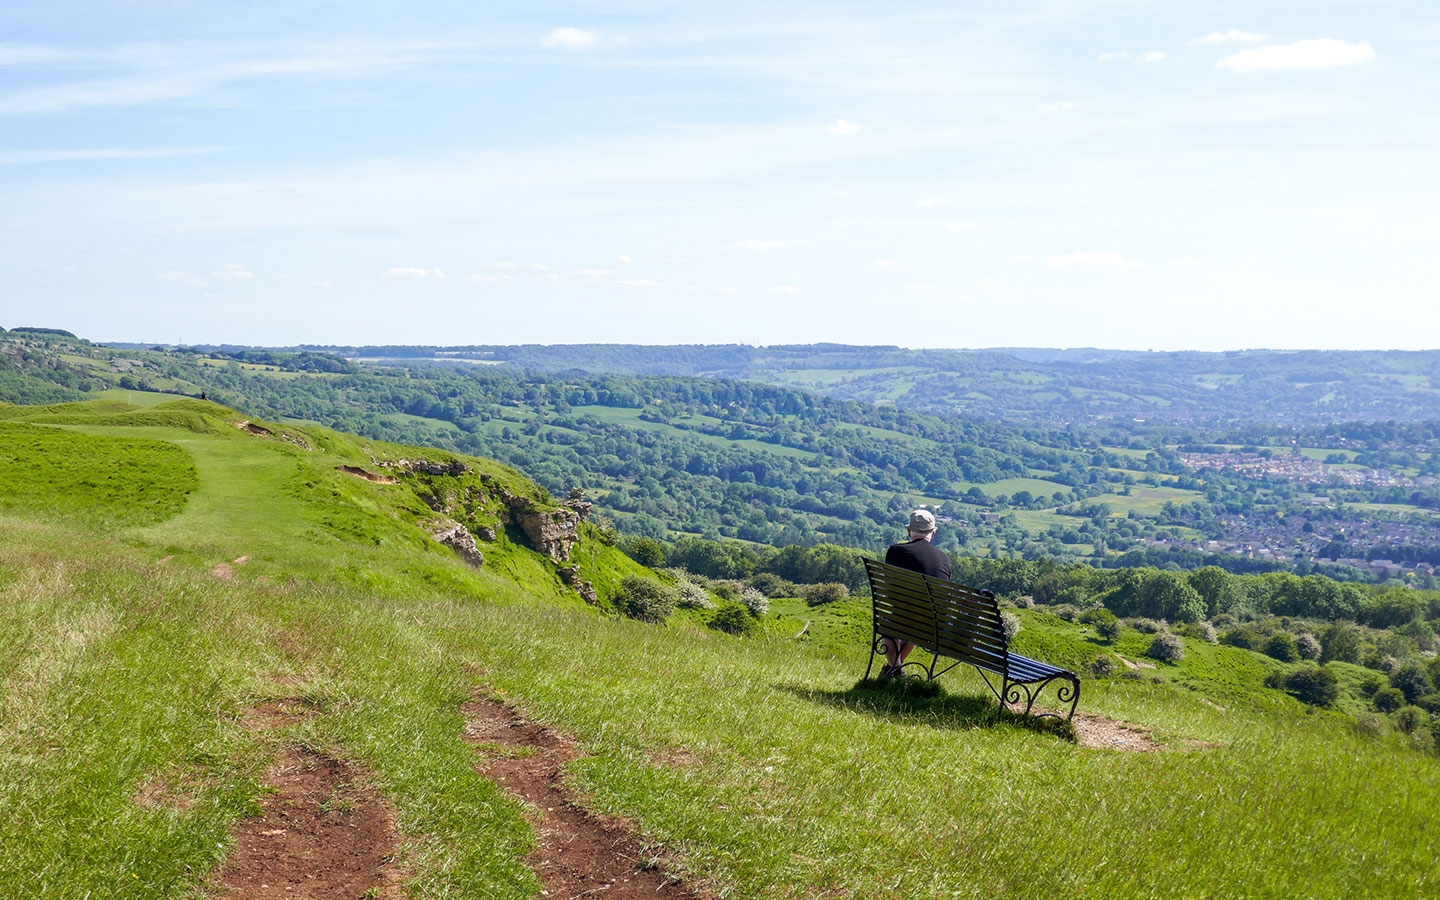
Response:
[[1, 392, 1438, 898]]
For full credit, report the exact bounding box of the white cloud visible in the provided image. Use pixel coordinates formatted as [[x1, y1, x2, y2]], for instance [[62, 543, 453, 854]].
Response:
[[826, 119, 862, 136], [211, 262, 254, 281], [535, 272, 561, 282], [1046, 251, 1142, 269], [916, 195, 950, 207], [1098, 52, 1130, 62], [527, 263, 550, 271], [541, 28, 599, 51], [1190, 29, 1269, 46], [486, 261, 519, 270], [470, 273, 500, 282], [617, 255, 633, 263], [311, 279, 332, 289], [155, 269, 206, 287], [728, 238, 809, 251], [1218, 39, 1374, 72], [384, 266, 443, 279], [1035, 101, 1078, 114], [616, 278, 667, 288], [1141, 51, 1168, 63], [578, 268, 616, 277], [771, 285, 802, 294]]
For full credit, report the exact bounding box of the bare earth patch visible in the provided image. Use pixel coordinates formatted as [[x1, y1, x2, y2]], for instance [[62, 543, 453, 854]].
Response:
[[463, 693, 709, 900], [336, 464, 401, 485], [1031, 708, 1216, 753], [207, 688, 404, 899], [208, 749, 402, 900], [210, 555, 250, 580], [1116, 655, 1156, 670]]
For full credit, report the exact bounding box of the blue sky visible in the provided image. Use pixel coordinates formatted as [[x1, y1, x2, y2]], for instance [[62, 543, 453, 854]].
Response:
[[1, 1, 1435, 349]]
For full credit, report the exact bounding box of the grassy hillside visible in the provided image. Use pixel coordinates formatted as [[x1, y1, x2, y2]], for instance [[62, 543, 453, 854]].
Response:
[[1, 396, 1438, 898]]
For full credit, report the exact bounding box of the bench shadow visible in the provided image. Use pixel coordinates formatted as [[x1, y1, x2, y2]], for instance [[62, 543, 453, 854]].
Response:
[[778, 677, 1076, 743]]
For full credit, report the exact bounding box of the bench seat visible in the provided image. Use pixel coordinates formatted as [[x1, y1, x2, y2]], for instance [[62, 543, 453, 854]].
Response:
[[863, 557, 1080, 720]]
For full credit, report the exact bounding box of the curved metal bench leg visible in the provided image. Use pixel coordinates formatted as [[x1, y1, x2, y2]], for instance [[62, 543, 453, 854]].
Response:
[[864, 635, 881, 680], [1005, 675, 1082, 721]]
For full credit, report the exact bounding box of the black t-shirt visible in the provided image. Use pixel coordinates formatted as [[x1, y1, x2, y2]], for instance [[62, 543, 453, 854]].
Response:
[[885, 538, 951, 580]]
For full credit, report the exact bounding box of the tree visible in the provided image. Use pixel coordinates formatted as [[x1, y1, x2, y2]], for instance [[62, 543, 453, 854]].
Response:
[[1146, 631, 1185, 664], [1319, 622, 1364, 665], [1264, 633, 1301, 663], [1286, 665, 1340, 707], [1372, 686, 1405, 713], [1390, 661, 1434, 703]]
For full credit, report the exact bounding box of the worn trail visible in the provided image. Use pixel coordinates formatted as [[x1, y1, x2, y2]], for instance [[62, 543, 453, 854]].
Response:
[[464, 693, 709, 900]]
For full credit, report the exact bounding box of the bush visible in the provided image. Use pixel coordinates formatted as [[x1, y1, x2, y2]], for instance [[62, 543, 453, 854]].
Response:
[[1131, 618, 1165, 634], [1358, 674, 1385, 697], [748, 572, 797, 598], [1212, 613, 1238, 629], [1286, 665, 1340, 707], [710, 604, 757, 636], [1079, 607, 1117, 626], [739, 586, 770, 617], [1394, 705, 1428, 735], [1353, 712, 1385, 738], [672, 577, 716, 611], [622, 536, 667, 568], [1390, 661, 1435, 703], [1000, 611, 1022, 643], [1095, 618, 1123, 642], [1372, 686, 1406, 713], [1089, 655, 1117, 678], [1050, 604, 1081, 623], [1264, 633, 1301, 663], [1146, 631, 1185, 664], [803, 582, 850, 607], [1295, 632, 1322, 661], [1221, 626, 1264, 651], [614, 575, 677, 623], [1415, 693, 1440, 714], [1179, 622, 1218, 644]]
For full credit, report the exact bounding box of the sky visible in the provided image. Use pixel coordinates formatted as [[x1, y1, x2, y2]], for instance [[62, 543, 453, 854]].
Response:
[[1, 1, 1437, 350]]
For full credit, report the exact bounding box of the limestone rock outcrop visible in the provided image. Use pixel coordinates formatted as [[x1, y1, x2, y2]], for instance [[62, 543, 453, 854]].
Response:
[[505, 496, 581, 561], [431, 521, 484, 568]]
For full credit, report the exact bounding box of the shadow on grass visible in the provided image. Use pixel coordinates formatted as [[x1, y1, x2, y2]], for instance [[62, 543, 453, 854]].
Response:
[[779, 676, 1077, 743]]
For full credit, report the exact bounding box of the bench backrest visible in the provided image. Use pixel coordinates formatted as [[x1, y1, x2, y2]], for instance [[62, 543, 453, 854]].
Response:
[[864, 558, 1009, 674]]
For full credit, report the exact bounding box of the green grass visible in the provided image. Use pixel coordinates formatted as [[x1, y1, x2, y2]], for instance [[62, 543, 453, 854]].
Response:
[[0, 422, 198, 528], [1, 401, 1437, 899]]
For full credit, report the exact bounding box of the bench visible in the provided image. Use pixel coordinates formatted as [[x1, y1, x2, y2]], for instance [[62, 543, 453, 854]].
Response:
[[862, 558, 1080, 720]]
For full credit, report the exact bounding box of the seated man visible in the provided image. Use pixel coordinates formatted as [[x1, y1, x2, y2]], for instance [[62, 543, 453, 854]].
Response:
[[879, 509, 951, 678]]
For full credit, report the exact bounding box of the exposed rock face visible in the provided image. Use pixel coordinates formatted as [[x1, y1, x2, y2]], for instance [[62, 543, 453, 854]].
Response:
[[558, 566, 597, 605], [385, 457, 468, 477], [431, 522, 484, 568], [563, 498, 593, 522], [475, 526, 497, 542], [505, 496, 581, 562]]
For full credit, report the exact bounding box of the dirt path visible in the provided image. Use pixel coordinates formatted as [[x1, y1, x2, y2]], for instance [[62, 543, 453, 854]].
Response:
[[463, 693, 709, 900], [207, 695, 403, 899]]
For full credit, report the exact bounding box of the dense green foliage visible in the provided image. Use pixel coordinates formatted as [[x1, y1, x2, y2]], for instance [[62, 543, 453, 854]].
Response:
[[214, 341, 1440, 424]]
